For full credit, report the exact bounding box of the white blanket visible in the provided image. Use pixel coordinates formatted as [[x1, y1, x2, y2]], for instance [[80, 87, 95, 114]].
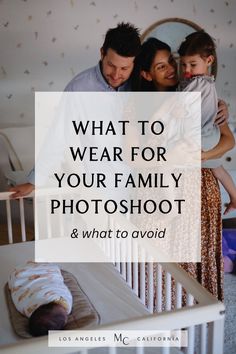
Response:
[[8, 261, 72, 317]]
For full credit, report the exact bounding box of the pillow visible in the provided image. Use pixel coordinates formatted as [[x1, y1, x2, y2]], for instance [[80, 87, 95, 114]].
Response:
[[5, 269, 100, 338]]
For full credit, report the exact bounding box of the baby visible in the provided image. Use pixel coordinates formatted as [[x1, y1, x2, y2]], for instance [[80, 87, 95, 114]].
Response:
[[178, 31, 236, 214], [8, 261, 72, 336]]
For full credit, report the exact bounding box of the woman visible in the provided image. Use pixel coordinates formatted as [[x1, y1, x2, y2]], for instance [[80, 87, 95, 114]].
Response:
[[132, 37, 234, 302], [132, 38, 179, 92]]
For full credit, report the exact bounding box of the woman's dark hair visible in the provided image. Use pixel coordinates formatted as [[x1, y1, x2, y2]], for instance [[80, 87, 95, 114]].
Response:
[[28, 303, 67, 337], [132, 37, 171, 91], [102, 22, 141, 57], [178, 31, 216, 59]]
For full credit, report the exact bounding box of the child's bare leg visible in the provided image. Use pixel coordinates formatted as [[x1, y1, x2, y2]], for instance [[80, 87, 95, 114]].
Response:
[[212, 166, 236, 215]]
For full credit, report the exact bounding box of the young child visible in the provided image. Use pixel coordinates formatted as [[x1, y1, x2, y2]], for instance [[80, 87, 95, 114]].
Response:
[[8, 261, 72, 336], [178, 31, 236, 215]]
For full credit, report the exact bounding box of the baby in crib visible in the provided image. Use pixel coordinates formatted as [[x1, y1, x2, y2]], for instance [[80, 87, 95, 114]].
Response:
[[8, 261, 72, 336]]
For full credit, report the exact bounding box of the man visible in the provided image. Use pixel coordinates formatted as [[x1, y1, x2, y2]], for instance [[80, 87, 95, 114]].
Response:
[[65, 22, 140, 92], [10, 22, 141, 197]]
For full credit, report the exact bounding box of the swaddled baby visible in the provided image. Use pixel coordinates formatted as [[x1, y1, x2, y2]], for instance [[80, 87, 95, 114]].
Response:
[[8, 261, 72, 336]]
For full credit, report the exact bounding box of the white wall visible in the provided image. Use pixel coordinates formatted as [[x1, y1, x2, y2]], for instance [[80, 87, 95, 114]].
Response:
[[1, 0, 236, 128]]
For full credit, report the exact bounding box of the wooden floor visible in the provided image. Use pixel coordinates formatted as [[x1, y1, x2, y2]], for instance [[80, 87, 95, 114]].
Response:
[[0, 224, 34, 245]]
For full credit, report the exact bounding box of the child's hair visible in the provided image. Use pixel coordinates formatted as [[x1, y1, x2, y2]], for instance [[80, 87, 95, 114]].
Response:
[[28, 302, 67, 337], [178, 31, 216, 61]]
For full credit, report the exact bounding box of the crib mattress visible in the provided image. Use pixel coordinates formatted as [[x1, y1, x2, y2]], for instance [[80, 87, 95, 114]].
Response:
[[0, 241, 149, 346]]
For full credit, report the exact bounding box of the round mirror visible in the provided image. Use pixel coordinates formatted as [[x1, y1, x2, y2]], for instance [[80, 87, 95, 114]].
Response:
[[142, 18, 217, 77]]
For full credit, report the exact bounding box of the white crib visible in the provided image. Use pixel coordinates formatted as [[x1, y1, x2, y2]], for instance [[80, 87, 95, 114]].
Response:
[[0, 192, 225, 354]]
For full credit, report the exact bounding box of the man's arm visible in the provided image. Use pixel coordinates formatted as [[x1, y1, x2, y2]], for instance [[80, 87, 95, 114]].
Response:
[[9, 183, 35, 198]]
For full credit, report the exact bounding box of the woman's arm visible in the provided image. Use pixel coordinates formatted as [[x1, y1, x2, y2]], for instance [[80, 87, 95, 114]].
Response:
[[202, 122, 235, 161], [215, 99, 229, 126]]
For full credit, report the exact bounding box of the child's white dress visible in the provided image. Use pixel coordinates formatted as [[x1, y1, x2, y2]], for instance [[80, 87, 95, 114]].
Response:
[[8, 261, 72, 317]]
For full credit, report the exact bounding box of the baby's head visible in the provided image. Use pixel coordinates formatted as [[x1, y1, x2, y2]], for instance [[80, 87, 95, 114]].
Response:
[[178, 31, 216, 78], [29, 302, 68, 336]]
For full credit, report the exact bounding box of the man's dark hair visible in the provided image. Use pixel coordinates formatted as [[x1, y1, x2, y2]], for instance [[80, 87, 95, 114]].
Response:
[[102, 22, 141, 57], [178, 31, 216, 59], [28, 303, 67, 337]]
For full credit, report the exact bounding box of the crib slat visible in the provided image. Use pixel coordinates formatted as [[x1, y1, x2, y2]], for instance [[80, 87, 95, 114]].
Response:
[[115, 245, 121, 272], [133, 240, 138, 263], [122, 237, 128, 279], [187, 325, 195, 354], [108, 237, 112, 260], [187, 293, 194, 306], [115, 238, 121, 272], [110, 230, 115, 264], [127, 262, 132, 288], [126, 237, 132, 287], [105, 216, 112, 258], [136, 347, 144, 354], [121, 261, 126, 280], [200, 323, 207, 354], [115, 261, 121, 273], [157, 264, 163, 312], [109, 217, 116, 264], [79, 349, 89, 354], [46, 196, 52, 238], [133, 262, 139, 296], [147, 261, 154, 313], [132, 241, 139, 295], [186, 293, 195, 354], [140, 261, 146, 305], [58, 194, 65, 238], [6, 199, 13, 244], [33, 197, 39, 241], [208, 318, 225, 354], [165, 272, 171, 311], [19, 198, 26, 242], [176, 282, 182, 309], [104, 234, 110, 259]]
